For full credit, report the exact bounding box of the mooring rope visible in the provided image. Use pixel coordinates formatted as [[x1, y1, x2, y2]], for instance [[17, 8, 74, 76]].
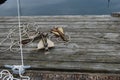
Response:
[[0, 70, 19, 80], [0, 0, 30, 79], [17, 0, 24, 66], [16, 0, 30, 79], [0, 69, 31, 80]]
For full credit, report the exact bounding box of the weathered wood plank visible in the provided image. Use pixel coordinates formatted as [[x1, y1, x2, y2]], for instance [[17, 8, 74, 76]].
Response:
[[1, 52, 120, 63], [0, 69, 120, 80], [0, 16, 120, 74], [1, 59, 120, 73], [24, 71, 120, 80]]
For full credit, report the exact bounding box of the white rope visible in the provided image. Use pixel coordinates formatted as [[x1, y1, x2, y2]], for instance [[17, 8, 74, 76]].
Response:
[[0, 69, 30, 80], [0, 1, 30, 79], [0, 29, 18, 52], [16, 1, 31, 80], [0, 70, 19, 80], [0, 24, 37, 52], [19, 70, 30, 80], [0, 29, 16, 45], [17, 0, 24, 66]]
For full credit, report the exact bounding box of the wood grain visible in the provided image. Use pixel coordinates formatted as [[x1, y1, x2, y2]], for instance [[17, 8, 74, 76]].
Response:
[[0, 15, 120, 74]]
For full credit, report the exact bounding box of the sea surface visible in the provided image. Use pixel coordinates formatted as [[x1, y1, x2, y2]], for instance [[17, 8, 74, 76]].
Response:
[[0, 0, 120, 16]]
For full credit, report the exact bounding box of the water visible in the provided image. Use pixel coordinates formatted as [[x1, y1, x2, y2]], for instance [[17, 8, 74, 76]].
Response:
[[0, 0, 120, 16]]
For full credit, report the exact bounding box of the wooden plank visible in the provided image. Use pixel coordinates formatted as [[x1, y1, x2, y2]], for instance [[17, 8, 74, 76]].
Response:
[[1, 59, 120, 73], [24, 71, 120, 80], [0, 69, 120, 80], [0, 52, 120, 63], [0, 16, 120, 74]]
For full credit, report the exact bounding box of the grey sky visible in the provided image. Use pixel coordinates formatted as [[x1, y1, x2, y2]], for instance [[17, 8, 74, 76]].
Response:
[[0, 0, 120, 16]]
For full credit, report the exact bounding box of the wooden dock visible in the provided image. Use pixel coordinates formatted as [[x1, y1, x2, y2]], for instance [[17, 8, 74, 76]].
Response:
[[0, 15, 120, 80]]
